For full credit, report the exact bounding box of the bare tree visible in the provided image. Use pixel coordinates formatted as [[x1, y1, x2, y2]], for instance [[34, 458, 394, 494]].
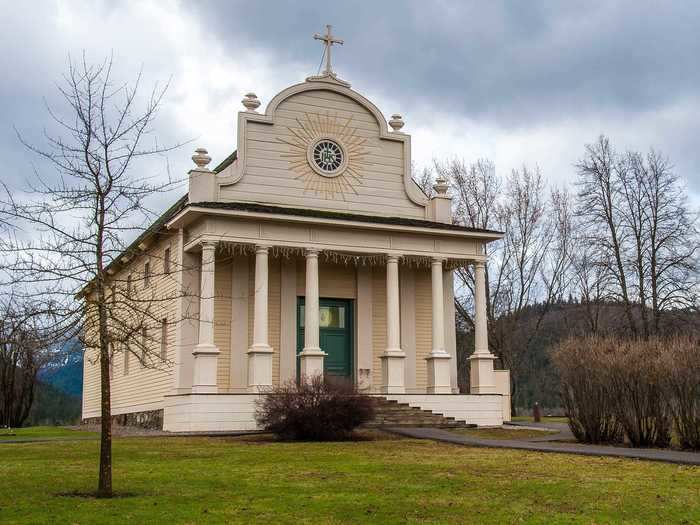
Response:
[[0, 295, 56, 428], [0, 55, 184, 497], [574, 136, 699, 337], [412, 162, 435, 198], [441, 158, 575, 410], [639, 150, 698, 332], [575, 136, 638, 335]]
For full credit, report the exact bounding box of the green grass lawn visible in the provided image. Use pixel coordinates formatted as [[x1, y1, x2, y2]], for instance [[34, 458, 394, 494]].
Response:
[[0, 426, 98, 441], [0, 433, 698, 524]]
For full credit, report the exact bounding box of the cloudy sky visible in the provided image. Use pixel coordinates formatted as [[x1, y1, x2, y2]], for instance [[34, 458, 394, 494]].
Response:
[[2, 0, 699, 212]]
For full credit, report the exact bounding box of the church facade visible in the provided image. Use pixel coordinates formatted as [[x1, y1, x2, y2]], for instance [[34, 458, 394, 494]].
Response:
[[82, 29, 510, 431]]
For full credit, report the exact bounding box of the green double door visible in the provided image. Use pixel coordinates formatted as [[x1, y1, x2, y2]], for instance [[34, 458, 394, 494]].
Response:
[[297, 298, 353, 381]]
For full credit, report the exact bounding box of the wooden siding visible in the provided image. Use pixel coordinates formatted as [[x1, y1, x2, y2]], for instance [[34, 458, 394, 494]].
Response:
[[414, 268, 433, 390], [82, 234, 178, 418], [220, 89, 425, 219], [241, 256, 281, 386], [214, 255, 233, 390], [296, 260, 357, 299], [371, 267, 387, 388]]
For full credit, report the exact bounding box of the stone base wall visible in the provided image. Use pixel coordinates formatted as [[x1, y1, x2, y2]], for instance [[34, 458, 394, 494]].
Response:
[[82, 409, 164, 430]]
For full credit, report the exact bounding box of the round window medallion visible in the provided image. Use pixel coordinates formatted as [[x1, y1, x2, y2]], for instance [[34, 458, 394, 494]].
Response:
[[307, 138, 347, 177]]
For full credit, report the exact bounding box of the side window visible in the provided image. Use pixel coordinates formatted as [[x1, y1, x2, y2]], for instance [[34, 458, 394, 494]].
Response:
[[160, 318, 167, 360], [141, 327, 148, 365], [108, 342, 114, 381], [163, 247, 171, 275], [144, 261, 151, 288]]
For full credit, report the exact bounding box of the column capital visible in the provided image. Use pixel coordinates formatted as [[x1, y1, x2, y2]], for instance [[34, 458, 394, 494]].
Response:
[[255, 244, 271, 254], [386, 254, 402, 263], [431, 256, 445, 265], [474, 260, 486, 269], [200, 240, 218, 250], [305, 248, 321, 257]]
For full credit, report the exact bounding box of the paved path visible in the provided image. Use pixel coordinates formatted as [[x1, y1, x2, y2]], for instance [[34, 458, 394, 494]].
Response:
[[388, 427, 700, 466], [506, 421, 575, 442]]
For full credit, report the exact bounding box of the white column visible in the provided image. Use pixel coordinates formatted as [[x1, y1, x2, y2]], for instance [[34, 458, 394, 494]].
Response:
[[431, 258, 446, 354], [356, 265, 373, 392], [426, 257, 451, 393], [299, 249, 326, 379], [247, 245, 273, 392], [469, 260, 496, 393], [192, 241, 220, 393], [381, 255, 405, 393]]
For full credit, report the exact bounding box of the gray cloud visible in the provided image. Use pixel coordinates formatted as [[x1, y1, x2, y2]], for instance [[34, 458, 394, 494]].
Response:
[[1, 1, 698, 205], [193, 1, 700, 122]]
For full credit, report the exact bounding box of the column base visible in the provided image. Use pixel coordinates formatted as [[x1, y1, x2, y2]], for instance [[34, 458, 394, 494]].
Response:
[[247, 344, 274, 392], [380, 350, 406, 394], [426, 351, 452, 394], [192, 343, 220, 394], [299, 347, 327, 381], [469, 352, 497, 394]]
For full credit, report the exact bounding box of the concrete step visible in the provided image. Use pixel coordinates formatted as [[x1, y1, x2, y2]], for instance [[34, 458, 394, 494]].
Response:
[[365, 397, 475, 429]]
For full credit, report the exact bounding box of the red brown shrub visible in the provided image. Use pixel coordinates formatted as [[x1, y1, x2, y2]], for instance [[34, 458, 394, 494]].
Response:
[[551, 336, 623, 444], [254, 375, 375, 441], [661, 336, 700, 450]]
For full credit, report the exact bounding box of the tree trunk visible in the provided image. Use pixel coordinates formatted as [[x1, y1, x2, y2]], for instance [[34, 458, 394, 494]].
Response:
[[97, 299, 112, 498]]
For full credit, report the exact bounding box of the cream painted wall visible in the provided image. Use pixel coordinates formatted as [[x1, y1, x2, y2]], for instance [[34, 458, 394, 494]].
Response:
[[414, 269, 433, 390], [209, 255, 443, 392], [220, 89, 426, 219], [82, 233, 179, 418]]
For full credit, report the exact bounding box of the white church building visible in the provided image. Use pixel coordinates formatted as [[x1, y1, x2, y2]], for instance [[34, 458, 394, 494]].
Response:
[[82, 27, 510, 431]]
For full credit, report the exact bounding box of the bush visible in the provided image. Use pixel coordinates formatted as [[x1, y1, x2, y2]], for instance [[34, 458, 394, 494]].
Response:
[[552, 335, 695, 448], [606, 339, 671, 448], [255, 376, 375, 441], [551, 337, 623, 444], [662, 336, 700, 450]]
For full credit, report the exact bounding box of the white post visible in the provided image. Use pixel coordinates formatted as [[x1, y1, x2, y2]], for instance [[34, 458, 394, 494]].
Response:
[[426, 257, 451, 393], [469, 260, 496, 393], [247, 245, 273, 391], [299, 249, 326, 379], [381, 255, 405, 393], [192, 241, 220, 393]]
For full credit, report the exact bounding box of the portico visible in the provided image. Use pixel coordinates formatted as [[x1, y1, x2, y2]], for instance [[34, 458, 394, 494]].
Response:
[[167, 191, 500, 399]]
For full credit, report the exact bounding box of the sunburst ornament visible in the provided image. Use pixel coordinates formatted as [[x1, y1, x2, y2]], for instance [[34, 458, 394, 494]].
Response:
[[278, 112, 371, 200]]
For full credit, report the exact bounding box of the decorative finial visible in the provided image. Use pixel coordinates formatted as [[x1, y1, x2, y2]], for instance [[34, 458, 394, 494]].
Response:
[[314, 24, 344, 76], [192, 147, 211, 169], [433, 176, 449, 196], [389, 114, 405, 132], [241, 92, 261, 112]]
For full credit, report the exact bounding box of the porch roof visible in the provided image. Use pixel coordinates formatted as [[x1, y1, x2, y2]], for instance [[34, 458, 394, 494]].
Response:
[[173, 200, 504, 237]]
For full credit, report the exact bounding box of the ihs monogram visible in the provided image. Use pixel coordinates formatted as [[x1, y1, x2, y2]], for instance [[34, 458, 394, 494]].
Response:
[[278, 112, 371, 200]]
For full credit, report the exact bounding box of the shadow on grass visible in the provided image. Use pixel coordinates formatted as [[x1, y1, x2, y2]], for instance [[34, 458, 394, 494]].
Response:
[[56, 491, 141, 499], [220, 429, 400, 444]]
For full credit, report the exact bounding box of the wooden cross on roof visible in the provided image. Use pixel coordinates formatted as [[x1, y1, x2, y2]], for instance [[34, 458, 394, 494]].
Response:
[[314, 24, 343, 76]]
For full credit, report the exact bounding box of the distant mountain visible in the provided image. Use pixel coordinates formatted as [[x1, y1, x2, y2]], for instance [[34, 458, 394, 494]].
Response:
[[39, 340, 83, 398]]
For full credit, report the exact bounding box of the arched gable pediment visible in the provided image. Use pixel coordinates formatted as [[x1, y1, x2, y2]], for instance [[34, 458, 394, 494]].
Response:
[[217, 79, 429, 219]]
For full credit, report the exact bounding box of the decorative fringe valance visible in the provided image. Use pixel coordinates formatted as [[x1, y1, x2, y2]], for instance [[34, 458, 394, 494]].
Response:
[[216, 241, 474, 269]]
